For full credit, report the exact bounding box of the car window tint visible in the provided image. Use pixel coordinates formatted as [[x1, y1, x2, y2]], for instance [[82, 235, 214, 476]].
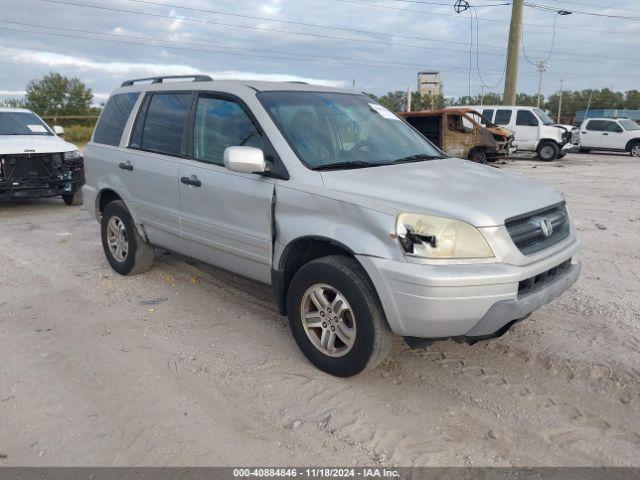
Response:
[[494, 109, 512, 125], [193, 97, 262, 166], [93, 92, 139, 146], [481, 109, 493, 124], [140, 93, 191, 156], [516, 110, 538, 126], [603, 121, 622, 132], [586, 120, 606, 131]]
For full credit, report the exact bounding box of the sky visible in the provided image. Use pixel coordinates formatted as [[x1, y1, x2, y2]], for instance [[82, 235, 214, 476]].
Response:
[[0, 0, 639, 105]]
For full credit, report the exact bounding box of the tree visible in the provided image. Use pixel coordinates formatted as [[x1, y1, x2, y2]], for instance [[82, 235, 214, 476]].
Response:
[[0, 98, 25, 108], [24, 72, 93, 116]]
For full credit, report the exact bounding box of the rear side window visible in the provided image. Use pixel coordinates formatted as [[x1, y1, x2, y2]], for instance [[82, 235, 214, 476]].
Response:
[[494, 109, 512, 125], [516, 110, 539, 126], [193, 96, 261, 166], [132, 92, 192, 156], [93, 92, 139, 146], [481, 109, 494, 124]]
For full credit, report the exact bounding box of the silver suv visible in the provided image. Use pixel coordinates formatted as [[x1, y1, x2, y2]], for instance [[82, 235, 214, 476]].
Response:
[[83, 75, 581, 377]]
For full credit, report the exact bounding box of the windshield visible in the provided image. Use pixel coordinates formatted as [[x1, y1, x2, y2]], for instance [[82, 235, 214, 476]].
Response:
[[0, 111, 52, 136], [533, 108, 554, 125], [258, 91, 444, 170], [619, 119, 640, 131]]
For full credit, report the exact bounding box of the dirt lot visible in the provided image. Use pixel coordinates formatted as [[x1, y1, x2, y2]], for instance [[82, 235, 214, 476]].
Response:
[[0, 152, 638, 467]]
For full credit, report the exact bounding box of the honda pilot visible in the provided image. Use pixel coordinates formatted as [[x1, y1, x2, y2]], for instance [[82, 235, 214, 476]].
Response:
[[83, 76, 581, 376]]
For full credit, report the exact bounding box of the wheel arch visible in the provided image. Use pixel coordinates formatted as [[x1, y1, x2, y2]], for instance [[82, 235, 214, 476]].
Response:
[[625, 138, 640, 151], [96, 188, 147, 240], [273, 236, 364, 316]]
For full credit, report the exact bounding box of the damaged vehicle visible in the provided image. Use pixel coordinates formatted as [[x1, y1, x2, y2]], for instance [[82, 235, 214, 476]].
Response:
[[84, 76, 581, 377], [399, 108, 515, 163], [0, 108, 84, 205]]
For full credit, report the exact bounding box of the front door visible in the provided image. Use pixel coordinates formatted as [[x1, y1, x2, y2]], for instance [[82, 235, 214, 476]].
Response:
[[178, 93, 276, 284], [514, 109, 540, 151]]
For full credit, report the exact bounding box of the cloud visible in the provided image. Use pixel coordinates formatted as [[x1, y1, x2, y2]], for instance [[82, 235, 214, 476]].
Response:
[[0, 48, 346, 89]]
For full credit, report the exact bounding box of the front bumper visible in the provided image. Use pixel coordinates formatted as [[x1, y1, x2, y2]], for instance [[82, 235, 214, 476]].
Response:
[[357, 237, 581, 339]]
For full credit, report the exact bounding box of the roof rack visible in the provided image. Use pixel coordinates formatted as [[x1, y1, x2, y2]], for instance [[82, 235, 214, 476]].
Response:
[[121, 75, 213, 87]]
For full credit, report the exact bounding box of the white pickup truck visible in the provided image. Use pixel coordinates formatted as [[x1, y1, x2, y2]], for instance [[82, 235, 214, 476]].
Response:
[[578, 117, 640, 157]]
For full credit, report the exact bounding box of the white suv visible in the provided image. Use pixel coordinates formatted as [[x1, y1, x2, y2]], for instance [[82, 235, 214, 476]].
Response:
[[460, 106, 575, 161], [578, 118, 640, 157], [0, 107, 84, 204]]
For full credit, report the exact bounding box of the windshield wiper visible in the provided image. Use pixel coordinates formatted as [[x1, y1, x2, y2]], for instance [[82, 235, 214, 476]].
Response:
[[393, 153, 446, 164], [312, 161, 381, 171]]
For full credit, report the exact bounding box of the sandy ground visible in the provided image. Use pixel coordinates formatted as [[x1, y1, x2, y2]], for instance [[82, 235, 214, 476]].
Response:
[[0, 152, 638, 467]]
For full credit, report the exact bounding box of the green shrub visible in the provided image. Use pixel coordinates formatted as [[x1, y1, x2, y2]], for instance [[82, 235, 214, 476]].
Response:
[[63, 124, 94, 146]]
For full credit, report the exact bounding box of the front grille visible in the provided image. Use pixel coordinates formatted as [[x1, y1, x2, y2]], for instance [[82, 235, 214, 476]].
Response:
[[0, 153, 62, 181], [505, 202, 570, 255], [518, 259, 572, 296]]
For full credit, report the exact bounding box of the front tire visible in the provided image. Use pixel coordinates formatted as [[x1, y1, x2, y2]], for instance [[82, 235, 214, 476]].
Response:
[[62, 190, 83, 206], [101, 200, 155, 275], [287, 255, 393, 377], [469, 148, 488, 164], [630, 142, 640, 158], [537, 140, 560, 161]]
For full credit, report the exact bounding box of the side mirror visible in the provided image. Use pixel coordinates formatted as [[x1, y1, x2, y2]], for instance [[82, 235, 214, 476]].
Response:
[[53, 125, 65, 135], [223, 146, 266, 174]]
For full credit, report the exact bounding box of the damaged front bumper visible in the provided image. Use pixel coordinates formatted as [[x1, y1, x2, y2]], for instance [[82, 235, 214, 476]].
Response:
[[0, 152, 84, 200]]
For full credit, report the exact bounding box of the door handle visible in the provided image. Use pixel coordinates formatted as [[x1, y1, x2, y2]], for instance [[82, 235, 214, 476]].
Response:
[[181, 175, 202, 187], [603, 133, 609, 136], [118, 161, 133, 171]]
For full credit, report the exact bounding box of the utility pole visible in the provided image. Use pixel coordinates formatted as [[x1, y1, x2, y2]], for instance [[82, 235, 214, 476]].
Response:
[[536, 61, 547, 108], [557, 79, 564, 123], [407, 86, 412, 112], [503, 0, 524, 106]]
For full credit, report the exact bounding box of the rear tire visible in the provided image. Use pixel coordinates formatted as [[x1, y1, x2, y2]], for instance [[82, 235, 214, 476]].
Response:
[[287, 255, 393, 377], [62, 190, 83, 206], [537, 140, 560, 161], [101, 200, 155, 275]]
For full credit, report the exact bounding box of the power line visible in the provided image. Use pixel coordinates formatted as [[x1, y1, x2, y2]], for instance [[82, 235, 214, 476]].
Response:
[[1, 21, 637, 80], [540, 0, 640, 13], [335, 0, 640, 35], [31, 0, 640, 64], [525, 2, 640, 20]]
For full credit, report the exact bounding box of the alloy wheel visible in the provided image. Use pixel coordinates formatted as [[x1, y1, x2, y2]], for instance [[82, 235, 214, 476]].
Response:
[[300, 283, 356, 357]]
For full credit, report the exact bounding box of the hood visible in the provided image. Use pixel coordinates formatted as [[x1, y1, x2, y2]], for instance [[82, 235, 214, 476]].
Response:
[[0, 135, 79, 155], [320, 158, 563, 227], [486, 125, 514, 138]]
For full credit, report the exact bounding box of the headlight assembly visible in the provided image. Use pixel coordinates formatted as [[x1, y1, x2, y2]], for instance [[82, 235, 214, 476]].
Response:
[[63, 150, 82, 161], [396, 213, 494, 259]]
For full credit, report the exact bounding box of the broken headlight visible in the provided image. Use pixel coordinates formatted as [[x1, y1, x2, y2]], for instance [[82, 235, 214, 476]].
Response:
[[63, 150, 82, 161], [396, 213, 494, 259]]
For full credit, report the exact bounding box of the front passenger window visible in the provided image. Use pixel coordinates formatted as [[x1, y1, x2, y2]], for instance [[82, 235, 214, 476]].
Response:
[[193, 97, 261, 165]]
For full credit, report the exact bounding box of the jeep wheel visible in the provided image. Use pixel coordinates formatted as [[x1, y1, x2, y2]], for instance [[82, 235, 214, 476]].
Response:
[[630, 143, 640, 158], [537, 141, 560, 161], [62, 190, 83, 206], [287, 255, 393, 377], [101, 200, 155, 275]]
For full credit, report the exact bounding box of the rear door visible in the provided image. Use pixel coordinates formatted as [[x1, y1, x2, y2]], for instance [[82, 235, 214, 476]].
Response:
[[514, 109, 540, 150], [178, 93, 276, 284], [122, 91, 193, 251]]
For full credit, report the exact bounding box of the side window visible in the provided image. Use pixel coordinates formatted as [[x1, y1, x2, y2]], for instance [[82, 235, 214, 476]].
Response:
[[494, 109, 512, 125], [603, 121, 623, 133], [586, 120, 605, 131], [481, 109, 494, 124], [133, 92, 191, 156], [93, 92, 139, 146], [516, 110, 539, 126], [193, 96, 262, 166]]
